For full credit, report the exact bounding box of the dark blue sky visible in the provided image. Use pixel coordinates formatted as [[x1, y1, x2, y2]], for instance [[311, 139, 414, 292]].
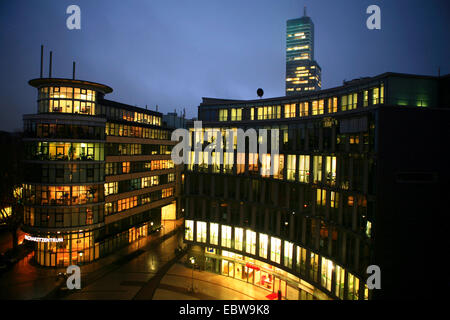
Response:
[[0, 0, 448, 131]]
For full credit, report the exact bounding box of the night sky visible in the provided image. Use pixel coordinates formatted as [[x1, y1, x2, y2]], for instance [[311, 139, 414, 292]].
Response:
[[0, 0, 448, 132]]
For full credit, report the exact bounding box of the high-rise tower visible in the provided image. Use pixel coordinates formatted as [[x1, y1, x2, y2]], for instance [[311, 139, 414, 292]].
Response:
[[286, 7, 321, 95]]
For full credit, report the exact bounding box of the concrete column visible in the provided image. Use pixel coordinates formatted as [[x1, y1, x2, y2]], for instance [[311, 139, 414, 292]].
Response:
[[276, 210, 281, 235], [301, 217, 306, 244], [201, 199, 206, 220], [325, 190, 330, 221], [336, 155, 341, 188], [349, 157, 354, 190], [331, 126, 336, 153], [319, 126, 323, 151], [341, 232, 347, 264], [286, 184, 290, 208], [289, 212, 295, 241], [272, 182, 278, 205], [363, 158, 369, 194], [352, 201, 357, 232], [199, 175, 204, 195], [239, 204, 244, 226], [260, 180, 266, 204], [210, 175, 215, 198], [354, 237, 360, 273], [264, 208, 269, 233], [185, 174, 190, 194], [328, 226, 333, 258], [314, 218, 320, 251], [224, 176, 228, 198], [251, 205, 257, 230]]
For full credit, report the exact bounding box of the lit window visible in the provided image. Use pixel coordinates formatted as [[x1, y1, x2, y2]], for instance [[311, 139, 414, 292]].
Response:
[[321, 257, 334, 292], [261, 154, 271, 177], [330, 191, 339, 208], [245, 230, 256, 255], [270, 237, 281, 264], [259, 233, 268, 259], [299, 155, 310, 183], [185, 220, 194, 241], [363, 90, 369, 107], [210, 223, 219, 245], [219, 109, 228, 121], [231, 108, 242, 121], [316, 189, 326, 206], [287, 155, 296, 181], [284, 241, 293, 268], [347, 273, 360, 300], [325, 156, 337, 185], [221, 225, 232, 248], [196, 221, 207, 243], [299, 102, 308, 116], [335, 265, 345, 299], [328, 97, 338, 113], [373, 87, 380, 105], [313, 156, 322, 183], [234, 227, 243, 251], [284, 103, 296, 118]]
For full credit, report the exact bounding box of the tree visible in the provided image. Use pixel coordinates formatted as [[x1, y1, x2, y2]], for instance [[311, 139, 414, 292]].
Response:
[[0, 131, 24, 253]]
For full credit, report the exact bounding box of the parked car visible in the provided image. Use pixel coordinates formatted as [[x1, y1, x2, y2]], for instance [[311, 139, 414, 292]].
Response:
[[56, 272, 69, 281]]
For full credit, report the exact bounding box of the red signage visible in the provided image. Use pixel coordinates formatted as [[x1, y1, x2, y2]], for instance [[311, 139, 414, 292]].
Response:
[[245, 262, 260, 271]]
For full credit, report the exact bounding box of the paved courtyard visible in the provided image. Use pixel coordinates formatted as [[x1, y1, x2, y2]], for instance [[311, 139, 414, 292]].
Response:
[[153, 263, 282, 300]]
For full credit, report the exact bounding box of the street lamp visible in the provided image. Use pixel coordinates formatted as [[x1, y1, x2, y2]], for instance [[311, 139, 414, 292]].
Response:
[[189, 256, 196, 292]]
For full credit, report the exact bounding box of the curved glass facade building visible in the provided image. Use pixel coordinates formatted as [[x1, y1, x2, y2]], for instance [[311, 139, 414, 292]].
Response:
[[184, 72, 449, 300], [22, 78, 180, 267]]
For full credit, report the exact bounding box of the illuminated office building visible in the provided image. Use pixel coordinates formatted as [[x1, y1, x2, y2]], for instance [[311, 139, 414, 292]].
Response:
[[21, 76, 181, 267], [184, 72, 449, 299], [286, 8, 321, 95]]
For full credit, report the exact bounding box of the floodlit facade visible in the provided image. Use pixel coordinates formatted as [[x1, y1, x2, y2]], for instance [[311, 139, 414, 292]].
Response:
[[184, 72, 449, 299], [286, 9, 321, 95], [22, 77, 181, 267]]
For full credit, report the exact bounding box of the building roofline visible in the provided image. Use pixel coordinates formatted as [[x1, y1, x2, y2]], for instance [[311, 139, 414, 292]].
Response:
[[100, 98, 162, 117], [28, 78, 113, 94], [200, 72, 447, 106]]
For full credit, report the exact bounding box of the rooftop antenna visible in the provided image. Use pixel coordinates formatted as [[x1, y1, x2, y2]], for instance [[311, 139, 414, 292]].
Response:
[[40, 45, 44, 78], [304, 6, 307, 16], [156, 105, 158, 112], [49, 51, 53, 78], [145, 104, 148, 110], [72, 61, 76, 80]]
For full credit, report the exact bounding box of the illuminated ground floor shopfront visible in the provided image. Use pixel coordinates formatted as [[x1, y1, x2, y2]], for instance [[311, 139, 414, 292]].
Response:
[[31, 222, 151, 267], [200, 248, 324, 300], [184, 219, 369, 300], [25, 204, 178, 267]]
